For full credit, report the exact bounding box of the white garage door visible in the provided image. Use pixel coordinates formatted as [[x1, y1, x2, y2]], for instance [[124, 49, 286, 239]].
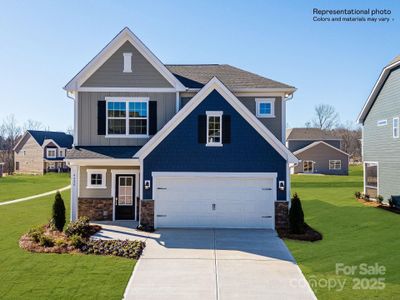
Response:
[[153, 173, 276, 229]]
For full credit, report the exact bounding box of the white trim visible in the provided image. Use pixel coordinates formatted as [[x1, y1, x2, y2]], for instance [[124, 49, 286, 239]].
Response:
[[123, 52, 132, 73], [74, 92, 79, 145], [293, 141, 350, 156], [111, 169, 140, 221], [134, 77, 298, 163], [377, 119, 388, 126], [64, 27, 186, 91], [77, 87, 178, 93], [43, 139, 62, 149], [364, 161, 379, 197], [393, 117, 399, 138], [86, 169, 107, 189], [70, 165, 79, 221], [329, 160, 342, 170], [357, 60, 400, 124], [105, 97, 149, 138], [287, 138, 342, 141], [175, 91, 180, 113], [187, 88, 297, 95], [46, 148, 57, 158], [255, 98, 275, 118], [66, 158, 140, 167], [281, 98, 286, 143], [206, 111, 223, 147]]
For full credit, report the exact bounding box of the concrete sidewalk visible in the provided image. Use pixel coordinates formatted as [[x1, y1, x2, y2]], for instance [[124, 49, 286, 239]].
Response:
[[123, 228, 316, 300], [0, 185, 71, 206]]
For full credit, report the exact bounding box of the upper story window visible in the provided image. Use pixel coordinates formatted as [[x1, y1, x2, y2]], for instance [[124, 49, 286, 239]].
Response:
[[46, 148, 57, 158], [123, 52, 132, 73], [256, 98, 275, 118], [206, 111, 223, 147], [59, 150, 64, 157], [106, 97, 149, 137], [86, 169, 107, 189], [377, 119, 387, 126], [393, 117, 399, 138]]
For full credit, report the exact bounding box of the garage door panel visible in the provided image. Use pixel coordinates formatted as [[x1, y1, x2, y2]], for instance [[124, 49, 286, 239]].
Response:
[[154, 174, 275, 229]]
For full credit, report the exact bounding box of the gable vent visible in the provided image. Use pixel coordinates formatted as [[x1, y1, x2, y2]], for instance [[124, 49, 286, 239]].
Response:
[[123, 52, 132, 73]]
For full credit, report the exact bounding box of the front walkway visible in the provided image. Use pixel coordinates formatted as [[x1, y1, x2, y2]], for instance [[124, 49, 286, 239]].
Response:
[[93, 224, 316, 300]]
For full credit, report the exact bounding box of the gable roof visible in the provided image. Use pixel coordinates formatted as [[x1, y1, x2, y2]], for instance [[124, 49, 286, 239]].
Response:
[[286, 128, 341, 141], [293, 141, 349, 156], [166, 64, 296, 92], [134, 77, 298, 163], [24, 130, 73, 148], [64, 27, 186, 92], [357, 55, 400, 124], [66, 146, 142, 159]]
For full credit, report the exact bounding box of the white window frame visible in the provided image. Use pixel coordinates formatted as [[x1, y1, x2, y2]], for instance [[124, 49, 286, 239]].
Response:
[[329, 160, 342, 170], [364, 161, 379, 197], [105, 97, 149, 138], [46, 148, 57, 158], [303, 160, 314, 173], [393, 117, 399, 138], [377, 119, 387, 126], [123, 52, 132, 73], [206, 111, 223, 147], [86, 169, 107, 189], [256, 98, 275, 118]]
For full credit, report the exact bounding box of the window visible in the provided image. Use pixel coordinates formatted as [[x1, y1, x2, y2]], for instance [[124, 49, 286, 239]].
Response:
[[365, 162, 378, 198], [303, 161, 313, 173], [15, 161, 19, 171], [46, 149, 57, 158], [377, 119, 387, 126], [206, 111, 223, 146], [256, 98, 275, 118], [123, 52, 132, 73], [86, 169, 107, 189], [59, 150, 64, 157], [329, 160, 342, 170], [393, 117, 399, 138], [106, 98, 149, 137], [118, 176, 133, 205]]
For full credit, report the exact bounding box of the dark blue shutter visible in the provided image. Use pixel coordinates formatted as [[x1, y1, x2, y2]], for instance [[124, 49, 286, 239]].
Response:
[[222, 115, 231, 144], [97, 101, 106, 135], [198, 115, 207, 143], [149, 101, 157, 135]]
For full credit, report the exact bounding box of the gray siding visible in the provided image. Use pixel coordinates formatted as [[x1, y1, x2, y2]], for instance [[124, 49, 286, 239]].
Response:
[[181, 95, 283, 141], [77, 92, 176, 146], [363, 67, 400, 199], [82, 41, 172, 88], [293, 142, 349, 175], [288, 140, 341, 152]]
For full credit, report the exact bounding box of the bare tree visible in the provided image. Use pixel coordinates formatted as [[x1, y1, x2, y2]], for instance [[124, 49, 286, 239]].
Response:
[[311, 104, 339, 130], [23, 119, 45, 131], [333, 121, 362, 161], [1, 115, 21, 174], [66, 126, 74, 136]]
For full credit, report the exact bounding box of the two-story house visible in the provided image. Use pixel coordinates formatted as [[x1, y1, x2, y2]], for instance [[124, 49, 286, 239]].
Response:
[[14, 130, 73, 174], [357, 55, 400, 200], [287, 128, 349, 175], [65, 27, 298, 229]]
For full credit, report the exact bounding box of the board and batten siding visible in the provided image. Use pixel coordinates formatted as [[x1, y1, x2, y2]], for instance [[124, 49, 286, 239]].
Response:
[[14, 135, 44, 174], [363, 66, 400, 199], [181, 95, 284, 142], [82, 41, 172, 88], [77, 92, 176, 146]]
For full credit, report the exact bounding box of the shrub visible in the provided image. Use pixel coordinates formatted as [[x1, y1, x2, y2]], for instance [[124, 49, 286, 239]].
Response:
[[81, 239, 145, 259], [52, 192, 66, 231], [389, 198, 395, 208], [27, 225, 45, 243], [39, 235, 54, 247], [289, 193, 305, 234], [363, 194, 370, 201], [69, 234, 86, 249], [354, 191, 361, 199], [65, 217, 91, 237], [54, 238, 68, 247], [376, 195, 384, 204]]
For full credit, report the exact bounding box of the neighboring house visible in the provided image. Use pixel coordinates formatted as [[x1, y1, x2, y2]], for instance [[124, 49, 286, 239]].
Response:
[[14, 130, 73, 174], [65, 27, 298, 229], [0, 162, 4, 177], [357, 55, 400, 200], [287, 128, 349, 175]]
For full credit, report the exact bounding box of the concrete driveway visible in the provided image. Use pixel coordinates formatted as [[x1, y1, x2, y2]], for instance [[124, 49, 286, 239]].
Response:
[[123, 229, 316, 300]]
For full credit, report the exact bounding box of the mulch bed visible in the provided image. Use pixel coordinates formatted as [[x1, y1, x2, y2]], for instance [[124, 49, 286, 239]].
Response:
[[357, 198, 400, 214], [378, 205, 400, 214], [277, 223, 322, 242]]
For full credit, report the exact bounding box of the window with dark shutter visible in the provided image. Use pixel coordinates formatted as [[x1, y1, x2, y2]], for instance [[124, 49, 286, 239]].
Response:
[[149, 101, 157, 135], [97, 101, 106, 135], [198, 115, 207, 143], [222, 115, 231, 144]]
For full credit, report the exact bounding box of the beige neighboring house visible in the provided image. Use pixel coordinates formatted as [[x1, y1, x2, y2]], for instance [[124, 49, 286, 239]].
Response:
[[14, 130, 73, 174], [0, 162, 4, 177]]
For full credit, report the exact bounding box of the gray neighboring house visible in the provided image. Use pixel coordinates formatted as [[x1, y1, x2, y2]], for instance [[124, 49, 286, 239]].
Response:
[[287, 128, 349, 175], [357, 55, 400, 199]]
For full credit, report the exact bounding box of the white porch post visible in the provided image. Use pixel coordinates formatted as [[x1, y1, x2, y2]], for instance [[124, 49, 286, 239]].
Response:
[[70, 165, 79, 221]]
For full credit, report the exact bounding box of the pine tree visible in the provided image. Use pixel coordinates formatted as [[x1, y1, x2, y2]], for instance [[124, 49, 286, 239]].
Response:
[[289, 193, 305, 234]]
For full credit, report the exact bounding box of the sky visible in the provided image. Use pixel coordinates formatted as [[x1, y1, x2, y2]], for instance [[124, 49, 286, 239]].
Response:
[[0, 0, 399, 132]]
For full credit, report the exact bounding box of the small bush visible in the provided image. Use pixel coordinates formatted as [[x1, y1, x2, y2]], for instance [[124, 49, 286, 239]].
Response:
[[27, 225, 45, 243], [289, 193, 305, 234], [39, 235, 54, 247], [81, 239, 145, 259], [354, 191, 361, 199], [54, 238, 68, 247], [376, 195, 384, 204], [52, 192, 66, 231], [65, 217, 91, 237], [363, 194, 370, 201], [69, 234, 86, 249]]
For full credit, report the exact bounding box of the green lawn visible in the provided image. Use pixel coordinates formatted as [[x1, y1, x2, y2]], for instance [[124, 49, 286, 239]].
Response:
[[287, 165, 400, 299], [0, 173, 70, 202], [0, 191, 134, 300]]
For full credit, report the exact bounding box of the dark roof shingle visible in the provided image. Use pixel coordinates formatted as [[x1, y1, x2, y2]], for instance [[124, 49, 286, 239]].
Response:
[[286, 128, 341, 141], [165, 64, 294, 90], [28, 130, 73, 148], [66, 146, 142, 159]]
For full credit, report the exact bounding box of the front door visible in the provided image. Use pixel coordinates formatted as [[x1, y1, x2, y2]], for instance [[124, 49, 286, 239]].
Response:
[[115, 175, 135, 220]]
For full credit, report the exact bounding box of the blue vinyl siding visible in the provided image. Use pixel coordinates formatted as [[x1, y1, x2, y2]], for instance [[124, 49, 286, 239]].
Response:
[[143, 90, 287, 200]]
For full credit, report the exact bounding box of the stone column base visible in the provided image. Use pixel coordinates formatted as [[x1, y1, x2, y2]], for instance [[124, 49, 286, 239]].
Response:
[[78, 197, 113, 221], [140, 200, 154, 227], [275, 201, 289, 230]]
